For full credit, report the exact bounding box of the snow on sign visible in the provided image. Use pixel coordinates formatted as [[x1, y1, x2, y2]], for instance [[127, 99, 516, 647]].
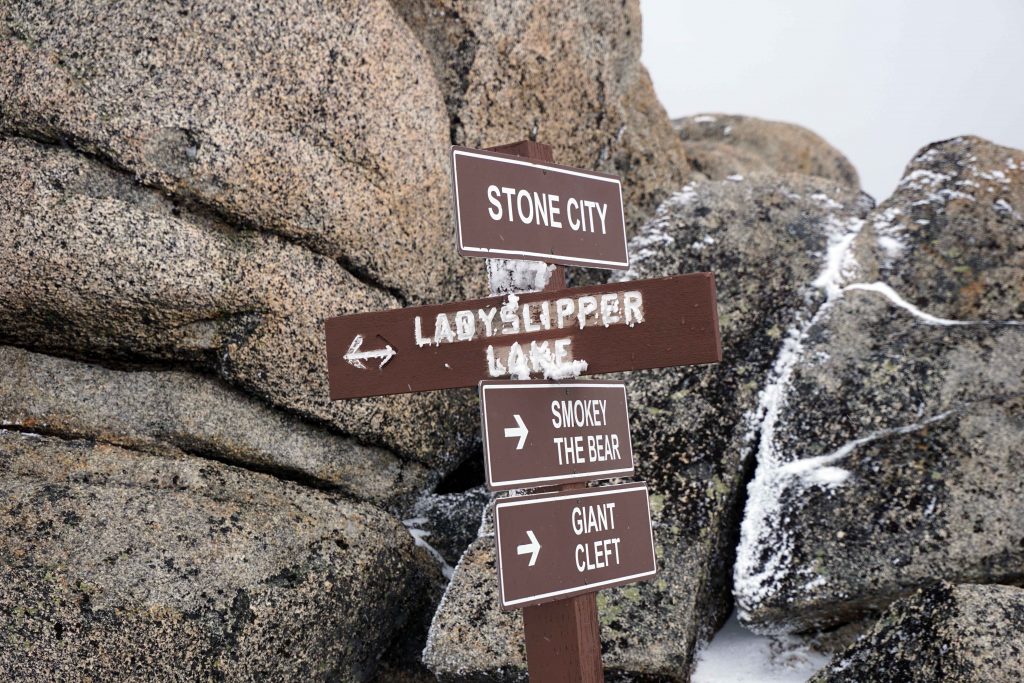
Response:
[[324, 273, 721, 400], [479, 380, 634, 491], [494, 483, 657, 609], [451, 146, 628, 270]]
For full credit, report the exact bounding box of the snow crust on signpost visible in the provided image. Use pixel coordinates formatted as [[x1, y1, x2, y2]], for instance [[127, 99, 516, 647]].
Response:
[[487, 258, 556, 296], [489, 258, 589, 380]]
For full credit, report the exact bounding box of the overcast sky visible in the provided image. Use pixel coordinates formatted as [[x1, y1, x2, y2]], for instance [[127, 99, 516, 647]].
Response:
[[640, 0, 1024, 200]]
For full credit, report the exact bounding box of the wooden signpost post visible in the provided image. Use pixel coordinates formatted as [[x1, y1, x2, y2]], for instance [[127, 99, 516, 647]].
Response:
[[324, 141, 722, 682]]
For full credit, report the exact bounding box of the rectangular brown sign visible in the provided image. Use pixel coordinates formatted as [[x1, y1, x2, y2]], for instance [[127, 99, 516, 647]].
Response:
[[325, 273, 721, 400], [494, 483, 657, 609], [451, 146, 628, 270], [480, 381, 633, 491]]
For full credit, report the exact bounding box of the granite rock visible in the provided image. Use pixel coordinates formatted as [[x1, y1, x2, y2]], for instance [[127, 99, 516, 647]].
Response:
[[0, 345, 428, 510], [424, 173, 872, 680], [735, 137, 1024, 633], [0, 0, 479, 303], [811, 582, 1024, 683], [394, 0, 690, 233], [0, 136, 477, 469], [0, 430, 434, 681], [676, 114, 860, 190]]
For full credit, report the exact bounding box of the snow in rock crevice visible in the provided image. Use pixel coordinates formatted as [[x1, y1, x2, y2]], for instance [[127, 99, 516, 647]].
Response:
[[733, 211, 864, 627]]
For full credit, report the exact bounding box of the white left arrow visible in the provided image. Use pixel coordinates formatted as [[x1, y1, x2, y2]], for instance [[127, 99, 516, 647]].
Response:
[[517, 529, 541, 567], [504, 414, 529, 450], [344, 335, 396, 370]]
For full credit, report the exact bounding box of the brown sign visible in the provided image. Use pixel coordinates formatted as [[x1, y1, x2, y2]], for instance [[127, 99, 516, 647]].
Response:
[[325, 273, 721, 400], [451, 146, 628, 270], [494, 483, 657, 609], [480, 381, 633, 491]]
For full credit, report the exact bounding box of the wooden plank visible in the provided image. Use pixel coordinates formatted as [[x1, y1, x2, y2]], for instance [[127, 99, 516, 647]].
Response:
[[493, 483, 657, 609], [451, 145, 628, 269], [324, 272, 721, 400], [479, 380, 634, 491], [523, 592, 604, 683]]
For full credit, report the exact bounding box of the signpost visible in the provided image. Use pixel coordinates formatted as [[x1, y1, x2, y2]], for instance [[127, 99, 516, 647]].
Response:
[[324, 140, 722, 682], [480, 381, 634, 491], [325, 273, 720, 399], [494, 483, 656, 609], [451, 145, 628, 269]]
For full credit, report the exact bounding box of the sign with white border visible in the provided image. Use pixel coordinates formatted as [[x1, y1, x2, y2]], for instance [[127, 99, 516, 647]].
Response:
[[480, 380, 634, 491], [451, 146, 628, 270], [494, 482, 657, 609]]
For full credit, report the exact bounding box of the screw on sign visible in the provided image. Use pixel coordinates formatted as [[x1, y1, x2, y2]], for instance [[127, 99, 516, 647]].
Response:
[[323, 141, 722, 682]]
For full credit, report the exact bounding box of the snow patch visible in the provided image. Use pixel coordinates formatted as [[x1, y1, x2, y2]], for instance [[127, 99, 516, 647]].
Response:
[[809, 193, 843, 211], [993, 198, 1019, 218], [539, 357, 589, 380], [403, 518, 455, 580], [734, 213, 864, 621], [692, 611, 831, 683], [488, 259, 555, 295], [843, 282, 1024, 326], [727, 174, 745, 182], [693, 114, 718, 123]]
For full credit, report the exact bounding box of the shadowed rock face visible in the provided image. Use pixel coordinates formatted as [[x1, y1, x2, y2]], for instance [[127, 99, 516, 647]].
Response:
[[393, 0, 690, 234], [735, 137, 1024, 634], [424, 174, 871, 681], [675, 114, 860, 191], [0, 346, 429, 509], [0, 430, 438, 681], [811, 582, 1024, 683]]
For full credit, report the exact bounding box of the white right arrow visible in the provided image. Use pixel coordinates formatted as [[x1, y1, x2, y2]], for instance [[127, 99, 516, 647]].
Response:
[[517, 529, 541, 567], [504, 414, 529, 450]]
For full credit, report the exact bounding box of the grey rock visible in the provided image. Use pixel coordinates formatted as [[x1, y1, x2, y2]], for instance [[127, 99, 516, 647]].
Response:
[[735, 137, 1024, 634], [675, 114, 860, 190], [424, 173, 871, 680], [394, 0, 690, 233], [406, 486, 491, 569], [0, 136, 478, 469], [0, 0, 481, 304], [0, 429, 435, 681], [852, 136, 1024, 320], [811, 582, 1024, 683], [0, 345, 428, 510]]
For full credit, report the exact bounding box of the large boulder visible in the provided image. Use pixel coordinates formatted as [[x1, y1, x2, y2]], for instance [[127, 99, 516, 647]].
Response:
[[0, 430, 436, 681], [0, 0, 476, 303], [394, 0, 690, 232], [676, 114, 860, 190], [0, 345, 427, 510], [735, 137, 1024, 633], [811, 582, 1024, 683], [0, 136, 477, 469], [424, 173, 872, 680]]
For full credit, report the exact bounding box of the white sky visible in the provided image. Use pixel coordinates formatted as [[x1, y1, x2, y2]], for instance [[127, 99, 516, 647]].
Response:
[[640, 0, 1024, 200]]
